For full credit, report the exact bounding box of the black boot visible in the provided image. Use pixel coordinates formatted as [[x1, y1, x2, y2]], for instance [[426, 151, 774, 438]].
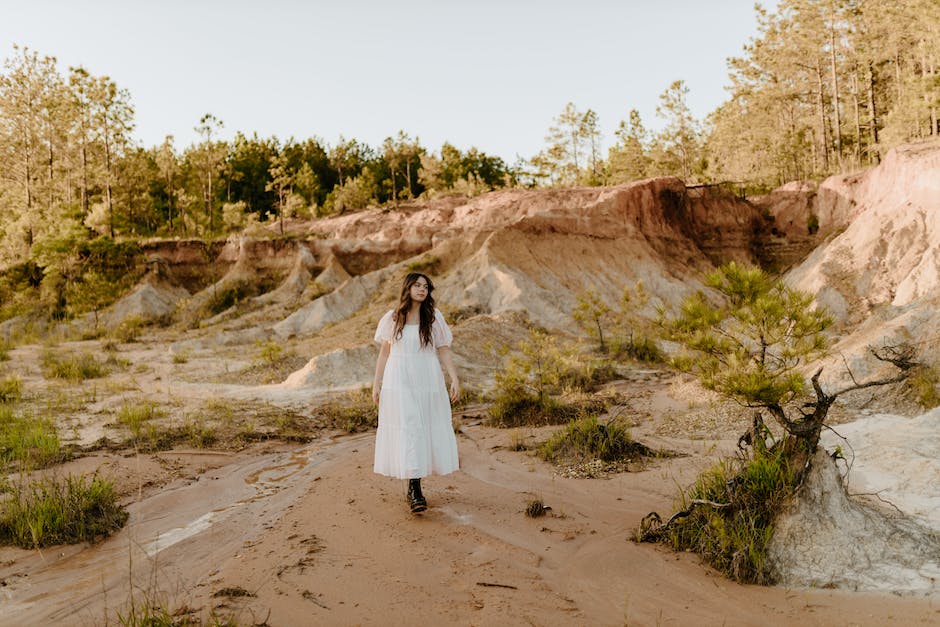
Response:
[[407, 478, 427, 513]]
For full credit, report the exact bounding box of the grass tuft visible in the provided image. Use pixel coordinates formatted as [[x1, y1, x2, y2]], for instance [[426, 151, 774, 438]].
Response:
[[0, 374, 23, 403], [0, 406, 62, 469], [537, 415, 651, 464], [116, 403, 164, 438], [488, 394, 599, 428], [0, 473, 127, 548], [662, 446, 798, 584], [405, 255, 441, 274], [318, 389, 378, 433], [612, 335, 664, 363], [115, 600, 239, 626], [906, 364, 940, 409], [256, 340, 284, 365], [40, 349, 108, 381], [525, 498, 547, 518], [112, 315, 146, 343]]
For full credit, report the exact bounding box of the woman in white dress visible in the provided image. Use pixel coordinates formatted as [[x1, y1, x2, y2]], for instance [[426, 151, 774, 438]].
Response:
[[372, 272, 460, 512]]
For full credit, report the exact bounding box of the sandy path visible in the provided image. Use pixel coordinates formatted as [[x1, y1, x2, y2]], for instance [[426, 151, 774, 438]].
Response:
[[1, 423, 938, 626]]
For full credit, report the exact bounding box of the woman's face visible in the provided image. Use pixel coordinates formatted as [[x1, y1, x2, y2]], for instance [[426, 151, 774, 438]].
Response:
[[409, 277, 430, 302]]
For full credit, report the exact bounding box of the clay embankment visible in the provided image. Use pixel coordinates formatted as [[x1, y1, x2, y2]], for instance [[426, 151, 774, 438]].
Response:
[[270, 178, 768, 393], [769, 140, 940, 388]]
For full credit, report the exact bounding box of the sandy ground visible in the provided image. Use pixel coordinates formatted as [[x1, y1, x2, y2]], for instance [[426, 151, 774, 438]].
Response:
[[2, 411, 938, 626], [0, 289, 938, 625]]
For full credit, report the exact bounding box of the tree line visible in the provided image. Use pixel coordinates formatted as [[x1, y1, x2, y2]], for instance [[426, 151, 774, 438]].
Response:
[[0, 0, 937, 273], [533, 0, 940, 190], [0, 45, 513, 269]]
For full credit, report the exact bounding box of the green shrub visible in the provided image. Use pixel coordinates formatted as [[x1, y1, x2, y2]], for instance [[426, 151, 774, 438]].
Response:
[[0, 375, 22, 403], [116, 403, 165, 445], [405, 255, 441, 274], [525, 498, 547, 518], [203, 279, 275, 316], [112, 315, 146, 343], [806, 214, 820, 235], [906, 364, 940, 409], [40, 350, 108, 381], [537, 415, 650, 463], [319, 389, 378, 433], [488, 394, 579, 428], [205, 284, 249, 315], [0, 473, 128, 548], [489, 329, 598, 426], [557, 359, 620, 391], [256, 340, 284, 365], [613, 334, 664, 363], [663, 447, 798, 584], [183, 419, 217, 448], [0, 407, 62, 469]]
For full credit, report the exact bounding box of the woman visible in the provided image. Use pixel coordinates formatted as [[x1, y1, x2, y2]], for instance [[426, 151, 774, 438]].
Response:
[[372, 272, 460, 513]]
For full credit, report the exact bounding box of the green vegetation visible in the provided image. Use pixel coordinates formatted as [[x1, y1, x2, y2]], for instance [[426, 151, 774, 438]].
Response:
[[114, 402, 219, 451], [661, 446, 798, 584], [40, 349, 108, 381], [256, 339, 284, 365], [905, 364, 940, 409], [0, 473, 127, 548], [488, 329, 605, 427], [0, 374, 22, 403], [116, 402, 165, 444], [318, 388, 378, 433], [181, 418, 217, 449], [203, 281, 258, 316], [806, 214, 820, 235], [111, 315, 146, 343], [537, 415, 651, 464], [116, 598, 240, 627], [640, 263, 921, 583], [524, 498, 547, 518], [405, 255, 441, 275], [663, 263, 831, 407], [0, 406, 62, 469], [572, 282, 663, 362]]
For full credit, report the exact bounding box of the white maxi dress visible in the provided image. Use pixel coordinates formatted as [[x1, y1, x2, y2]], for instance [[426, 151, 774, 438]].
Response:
[[373, 309, 460, 479]]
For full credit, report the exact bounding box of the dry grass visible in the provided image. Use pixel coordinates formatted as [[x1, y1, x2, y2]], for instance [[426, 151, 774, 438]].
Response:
[[317, 388, 378, 433]]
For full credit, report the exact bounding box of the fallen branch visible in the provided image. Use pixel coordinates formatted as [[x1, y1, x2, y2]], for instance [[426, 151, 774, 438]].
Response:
[[476, 581, 518, 590], [637, 499, 730, 542]]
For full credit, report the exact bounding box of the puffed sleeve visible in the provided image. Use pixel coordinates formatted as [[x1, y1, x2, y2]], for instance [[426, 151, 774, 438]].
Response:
[[431, 309, 453, 348], [374, 310, 395, 344]]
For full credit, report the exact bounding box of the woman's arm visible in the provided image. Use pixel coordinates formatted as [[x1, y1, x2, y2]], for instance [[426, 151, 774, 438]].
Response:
[[437, 346, 460, 402], [372, 341, 391, 405]]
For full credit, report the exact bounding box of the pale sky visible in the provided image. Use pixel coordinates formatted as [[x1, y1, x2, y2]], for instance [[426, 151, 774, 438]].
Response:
[[0, 0, 774, 163]]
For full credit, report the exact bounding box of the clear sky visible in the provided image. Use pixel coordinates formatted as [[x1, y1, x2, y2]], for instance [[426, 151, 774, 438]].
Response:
[[0, 0, 773, 163]]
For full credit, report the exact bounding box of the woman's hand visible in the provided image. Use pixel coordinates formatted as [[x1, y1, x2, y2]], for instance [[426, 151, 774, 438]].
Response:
[[449, 378, 460, 403], [372, 385, 381, 405]]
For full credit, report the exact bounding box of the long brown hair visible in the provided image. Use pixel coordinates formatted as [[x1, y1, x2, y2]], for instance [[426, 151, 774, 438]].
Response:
[[394, 272, 436, 347]]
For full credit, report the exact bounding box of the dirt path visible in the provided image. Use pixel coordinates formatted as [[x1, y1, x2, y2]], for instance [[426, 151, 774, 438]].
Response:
[[3, 422, 937, 626]]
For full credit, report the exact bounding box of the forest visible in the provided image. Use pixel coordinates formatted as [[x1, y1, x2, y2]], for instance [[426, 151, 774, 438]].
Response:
[[0, 0, 937, 318]]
